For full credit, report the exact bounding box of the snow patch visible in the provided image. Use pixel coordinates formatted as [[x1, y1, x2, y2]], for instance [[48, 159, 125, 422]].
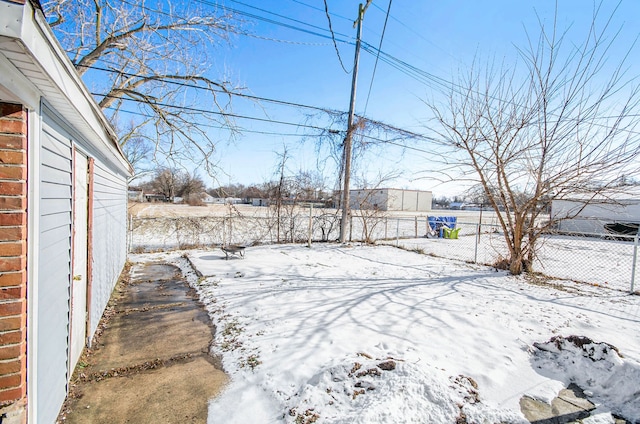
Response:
[[285, 353, 526, 423], [532, 335, 640, 422]]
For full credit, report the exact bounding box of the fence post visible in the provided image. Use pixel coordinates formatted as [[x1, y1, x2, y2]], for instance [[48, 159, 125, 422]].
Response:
[[474, 223, 479, 264], [396, 218, 400, 246], [222, 216, 227, 245], [631, 232, 639, 294], [307, 203, 313, 248], [128, 214, 133, 253], [349, 215, 353, 242], [414, 216, 418, 238], [384, 217, 388, 240]]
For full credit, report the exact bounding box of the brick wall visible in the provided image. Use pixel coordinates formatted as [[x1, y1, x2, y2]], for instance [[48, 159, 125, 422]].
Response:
[[0, 102, 28, 412]]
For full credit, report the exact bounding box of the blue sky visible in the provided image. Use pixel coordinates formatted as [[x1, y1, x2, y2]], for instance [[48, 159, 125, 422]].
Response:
[[129, 1, 640, 194], [200, 0, 640, 195]]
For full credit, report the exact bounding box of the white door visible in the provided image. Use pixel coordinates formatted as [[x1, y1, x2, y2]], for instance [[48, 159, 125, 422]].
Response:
[[69, 150, 88, 373]]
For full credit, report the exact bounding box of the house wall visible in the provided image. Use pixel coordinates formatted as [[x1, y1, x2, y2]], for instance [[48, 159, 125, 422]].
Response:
[[0, 102, 28, 421], [89, 161, 128, 337]]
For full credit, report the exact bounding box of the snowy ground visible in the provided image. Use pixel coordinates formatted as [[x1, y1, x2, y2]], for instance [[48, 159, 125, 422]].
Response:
[[131, 244, 640, 423]]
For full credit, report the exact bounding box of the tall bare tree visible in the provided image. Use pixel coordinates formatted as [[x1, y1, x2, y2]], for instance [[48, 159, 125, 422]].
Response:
[[425, 5, 640, 274], [44, 0, 241, 172]]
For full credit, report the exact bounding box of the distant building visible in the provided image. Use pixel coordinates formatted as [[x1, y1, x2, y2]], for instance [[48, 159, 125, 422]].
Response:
[[209, 197, 242, 205], [128, 190, 144, 202], [252, 198, 269, 207], [348, 188, 432, 212], [145, 193, 168, 202]]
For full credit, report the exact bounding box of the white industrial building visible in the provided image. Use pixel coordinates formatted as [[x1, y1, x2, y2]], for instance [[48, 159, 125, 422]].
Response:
[[349, 188, 432, 212]]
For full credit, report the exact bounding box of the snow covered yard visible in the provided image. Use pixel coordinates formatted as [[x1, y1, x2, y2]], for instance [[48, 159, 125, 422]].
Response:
[[139, 244, 640, 423]]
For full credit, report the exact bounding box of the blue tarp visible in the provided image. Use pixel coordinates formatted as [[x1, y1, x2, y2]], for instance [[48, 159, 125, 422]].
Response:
[[427, 216, 457, 238]]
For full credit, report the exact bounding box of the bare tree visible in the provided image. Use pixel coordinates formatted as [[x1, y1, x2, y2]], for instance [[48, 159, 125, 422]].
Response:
[[425, 5, 640, 274], [43, 0, 241, 171], [351, 172, 400, 244], [176, 171, 206, 202], [119, 120, 153, 181], [294, 170, 327, 201], [149, 167, 180, 201]]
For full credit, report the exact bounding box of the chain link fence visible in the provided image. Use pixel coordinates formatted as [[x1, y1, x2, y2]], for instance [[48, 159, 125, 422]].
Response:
[[385, 219, 639, 293], [128, 210, 639, 293]]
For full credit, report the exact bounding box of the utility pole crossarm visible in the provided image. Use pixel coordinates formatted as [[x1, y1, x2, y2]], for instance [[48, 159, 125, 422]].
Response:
[[353, 0, 372, 28]]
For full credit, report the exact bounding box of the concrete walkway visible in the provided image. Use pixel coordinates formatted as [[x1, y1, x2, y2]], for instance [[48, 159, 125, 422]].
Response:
[[58, 262, 227, 423]]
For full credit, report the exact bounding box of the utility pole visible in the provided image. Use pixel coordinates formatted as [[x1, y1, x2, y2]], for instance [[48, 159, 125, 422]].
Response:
[[339, 1, 371, 243]]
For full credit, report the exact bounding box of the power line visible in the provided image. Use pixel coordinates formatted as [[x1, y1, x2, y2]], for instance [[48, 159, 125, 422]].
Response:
[[288, 0, 352, 22], [363, 0, 393, 115], [370, 1, 462, 64], [192, 0, 354, 43], [77, 0, 632, 137], [360, 42, 452, 91], [111, 106, 434, 155], [359, 42, 640, 137], [97, 92, 343, 132], [104, 91, 437, 144], [361, 134, 433, 154], [80, 63, 342, 114], [323, 0, 351, 73], [118, 0, 334, 46], [85, 0, 451, 96], [78, 1, 634, 144], [110, 106, 319, 137], [82, 62, 437, 141]]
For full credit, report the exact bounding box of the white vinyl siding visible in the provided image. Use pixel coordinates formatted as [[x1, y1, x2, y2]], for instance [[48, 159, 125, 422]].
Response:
[[38, 110, 72, 424], [89, 161, 128, 337]]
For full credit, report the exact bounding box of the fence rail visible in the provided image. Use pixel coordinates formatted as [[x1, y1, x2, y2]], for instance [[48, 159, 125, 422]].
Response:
[[128, 212, 639, 293]]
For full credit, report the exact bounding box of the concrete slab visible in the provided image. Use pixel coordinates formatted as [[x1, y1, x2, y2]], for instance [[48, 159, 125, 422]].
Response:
[[520, 384, 596, 423], [130, 263, 181, 282], [58, 261, 228, 423], [93, 301, 214, 370], [115, 280, 189, 309], [89, 268, 215, 370], [62, 355, 227, 424]]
